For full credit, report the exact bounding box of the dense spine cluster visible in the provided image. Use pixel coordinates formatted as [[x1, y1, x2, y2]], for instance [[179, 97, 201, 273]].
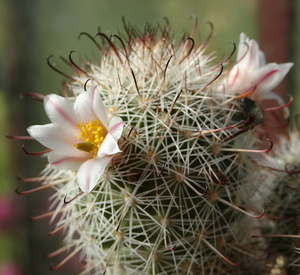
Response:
[[249, 128, 300, 274], [13, 21, 298, 275]]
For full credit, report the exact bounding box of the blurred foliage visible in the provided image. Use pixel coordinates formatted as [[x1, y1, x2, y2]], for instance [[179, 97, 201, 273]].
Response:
[[0, 92, 13, 193], [292, 0, 300, 118]]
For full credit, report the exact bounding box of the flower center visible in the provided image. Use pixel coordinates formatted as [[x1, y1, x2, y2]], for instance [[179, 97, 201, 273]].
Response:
[[75, 120, 107, 156]]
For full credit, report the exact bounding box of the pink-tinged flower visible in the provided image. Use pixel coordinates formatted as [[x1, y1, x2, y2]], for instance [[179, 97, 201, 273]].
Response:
[[0, 262, 22, 275], [0, 197, 22, 230], [223, 33, 293, 116], [27, 86, 124, 193]]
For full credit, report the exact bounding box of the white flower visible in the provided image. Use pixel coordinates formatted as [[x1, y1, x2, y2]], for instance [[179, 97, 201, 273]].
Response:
[[222, 33, 293, 116], [27, 86, 124, 193]]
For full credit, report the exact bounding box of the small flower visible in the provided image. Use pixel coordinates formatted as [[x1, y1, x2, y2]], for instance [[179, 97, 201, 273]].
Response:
[[0, 262, 22, 275], [27, 86, 124, 193], [222, 33, 293, 116]]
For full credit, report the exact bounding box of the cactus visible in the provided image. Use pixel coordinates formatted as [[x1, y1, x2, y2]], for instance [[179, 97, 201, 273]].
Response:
[[249, 128, 300, 274], [12, 21, 296, 274]]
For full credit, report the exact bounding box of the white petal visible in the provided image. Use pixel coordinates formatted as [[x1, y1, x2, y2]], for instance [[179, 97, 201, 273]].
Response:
[[74, 86, 108, 127], [48, 152, 88, 171], [97, 133, 121, 158], [108, 116, 124, 140], [223, 33, 293, 104], [236, 33, 248, 60], [251, 63, 281, 90], [258, 50, 266, 67], [249, 41, 262, 70], [253, 62, 293, 92], [236, 39, 259, 72], [276, 62, 294, 84], [77, 157, 113, 193], [44, 94, 77, 128], [27, 124, 81, 155]]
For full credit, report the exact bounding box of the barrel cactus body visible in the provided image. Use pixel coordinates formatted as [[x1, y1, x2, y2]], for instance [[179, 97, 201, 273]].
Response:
[[16, 22, 295, 275]]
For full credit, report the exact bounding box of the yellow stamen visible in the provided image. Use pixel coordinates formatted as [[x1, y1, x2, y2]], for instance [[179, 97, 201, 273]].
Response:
[[75, 120, 107, 156]]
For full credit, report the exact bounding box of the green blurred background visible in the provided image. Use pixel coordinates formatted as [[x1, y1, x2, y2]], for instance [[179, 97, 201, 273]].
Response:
[[0, 0, 298, 274]]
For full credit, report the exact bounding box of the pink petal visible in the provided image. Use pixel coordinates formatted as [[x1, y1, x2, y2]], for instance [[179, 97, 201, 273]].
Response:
[[49, 153, 88, 171], [108, 116, 124, 140], [28, 124, 89, 171], [27, 124, 79, 153], [44, 94, 78, 128], [253, 64, 280, 90], [77, 157, 113, 193], [225, 33, 293, 100], [253, 62, 293, 92], [74, 86, 108, 127]]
